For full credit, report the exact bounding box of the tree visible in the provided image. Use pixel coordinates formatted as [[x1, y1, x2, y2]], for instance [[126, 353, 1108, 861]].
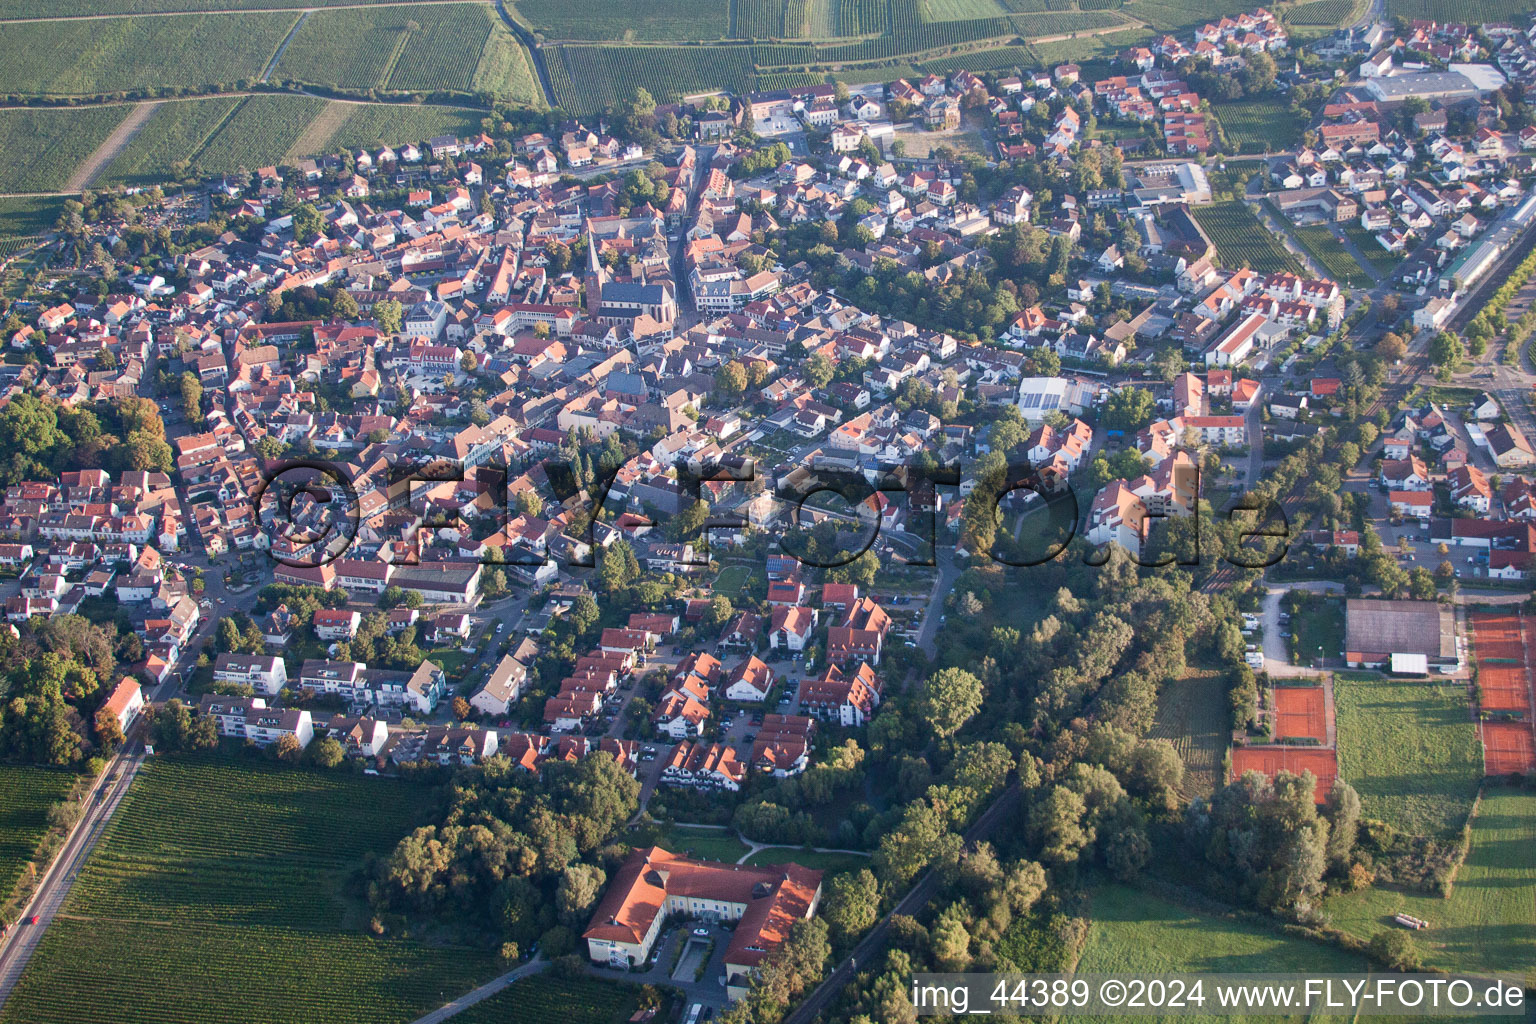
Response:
[[452, 696, 472, 720], [1103, 386, 1156, 432], [93, 707, 125, 751], [1324, 781, 1360, 871], [1429, 331, 1464, 379], [715, 360, 747, 398], [821, 868, 879, 941], [272, 733, 304, 762], [1367, 929, 1422, 971], [515, 490, 544, 518], [704, 593, 733, 629], [309, 736, 345, 768], [915, 667, 984, 739], [805, 352, 834, 389], [556, 863, 607, 927], [460, 351, 479, 373], [1375, 333, 1406, 362], [374, 298, 404, 335]]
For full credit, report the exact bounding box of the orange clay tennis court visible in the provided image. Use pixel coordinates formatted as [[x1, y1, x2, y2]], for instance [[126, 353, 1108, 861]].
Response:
[[1470, 612, 1536, 775], [1480, 721, 1536, 775], [1272, 686, 1327, 742], [1230, 747, 1337, 803]]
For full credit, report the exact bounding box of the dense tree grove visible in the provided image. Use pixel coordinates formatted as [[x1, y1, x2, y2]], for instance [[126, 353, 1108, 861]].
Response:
[[367, 753, 639, 955]]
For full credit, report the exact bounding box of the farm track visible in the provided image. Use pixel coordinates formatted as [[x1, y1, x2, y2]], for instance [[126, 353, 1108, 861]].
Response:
[[493, 0, 555, 107], [63, 100, 159, 191], [260, 9, 308, 83]]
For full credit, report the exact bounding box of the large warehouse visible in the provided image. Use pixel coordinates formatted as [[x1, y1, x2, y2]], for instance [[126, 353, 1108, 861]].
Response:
[[1344, 599, 1457, 669]]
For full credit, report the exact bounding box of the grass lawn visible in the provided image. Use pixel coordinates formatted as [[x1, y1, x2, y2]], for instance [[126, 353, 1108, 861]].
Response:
[[1333, 672, 1480, 837], [451, 974, 652, 1024], [1324, 787, 1536, 987], [712, 564, 753, 597], [1286, 598, 1344, 666], [642, 824, 750, 863], [742, 847, 871, 875], [0, 766, 77, 900], [1076, 884, 1365, 1022], [0, 757, 498, 1024], [1149, 666, 1230, 800]]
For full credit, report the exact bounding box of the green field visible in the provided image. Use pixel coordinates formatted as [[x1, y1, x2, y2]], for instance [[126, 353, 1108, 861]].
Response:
[[1293, 224, 1370, 286], [471, 21, 543, 103], [1284, 0, 1361, 24], [922, 0, 1011, 20], [192, 95, 331, 177], [1149, 667, 1229, 800], [274, 5, 537, 101], [514, 0, 730, 40], [1383, 0, 1536, 19], [452, 974, 649, 1024], [0, 13, 296, 97], [549, 44, 757, 112], [1121, 0, 1225, 31], [0, 0, 446, 14], [917, 44, 1034, 74], [386, 5, 499, 95], [1028, 27, 1152, 67], [742, 847, 872, 874], [99, 98, 493, 185], [0, 757, 499, 1024], [1212, 97, 1306, 154], [1324, 788, 1536, 987], [0, 106, 130, 193], [1078, 885, 1366, 1023], [1194, 201, 1305, 276], [328, 103, 490, 153], [97, 97, 241, 186], [0, 196, 64, 239], [1333, 673, 1480, 838], [0, 766, 77, 901], [272, 7, 416, 92]]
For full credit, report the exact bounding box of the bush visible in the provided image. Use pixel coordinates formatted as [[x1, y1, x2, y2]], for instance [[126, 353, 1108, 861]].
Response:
[[1367, 929, 1422, 971]]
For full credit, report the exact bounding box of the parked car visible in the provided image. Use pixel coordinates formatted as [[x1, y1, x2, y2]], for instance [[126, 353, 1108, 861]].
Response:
[[693, 927, 709, 937]]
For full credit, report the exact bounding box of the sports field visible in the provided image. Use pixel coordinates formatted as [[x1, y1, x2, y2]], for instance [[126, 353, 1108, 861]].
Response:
[[0, 757, 498, 1024], [1271, 685, 1327, 743], [1229, 746, 1337, 803]]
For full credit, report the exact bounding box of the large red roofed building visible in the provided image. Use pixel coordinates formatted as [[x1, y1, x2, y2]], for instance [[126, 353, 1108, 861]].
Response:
[[583, 846, 823, 1000]]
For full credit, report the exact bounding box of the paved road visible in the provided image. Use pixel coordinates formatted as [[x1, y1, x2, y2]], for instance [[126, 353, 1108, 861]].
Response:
[[0, 746, 146, 1007]]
